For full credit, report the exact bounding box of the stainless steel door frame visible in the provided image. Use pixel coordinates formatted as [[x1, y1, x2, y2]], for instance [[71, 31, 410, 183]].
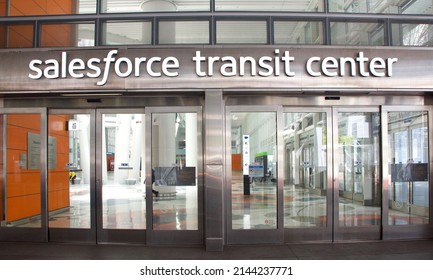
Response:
[[145, 106, 204, 246], [225, 105, 284, 244], [0, 107, 48, 242], [282, 107, 333, 242], [96, 108, 147, 244], [381, 105, 433, 239]]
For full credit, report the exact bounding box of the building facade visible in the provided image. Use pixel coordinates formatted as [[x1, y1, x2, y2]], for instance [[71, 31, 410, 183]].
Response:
[[1, 0, 433, 251]]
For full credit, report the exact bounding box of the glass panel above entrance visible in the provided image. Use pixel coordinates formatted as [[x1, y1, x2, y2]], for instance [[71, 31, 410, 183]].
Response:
[[387, 111, 430, 225], [230, 112, 277, 230], [283, 112, 327, 228]]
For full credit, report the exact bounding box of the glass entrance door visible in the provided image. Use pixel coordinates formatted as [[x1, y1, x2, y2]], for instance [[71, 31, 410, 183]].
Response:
[[333, 108, 381, 240], [283, 108, 332, 242], [226, 106, 283, 244], [0, 108, 48, 242], [147, 107, 203, 245]]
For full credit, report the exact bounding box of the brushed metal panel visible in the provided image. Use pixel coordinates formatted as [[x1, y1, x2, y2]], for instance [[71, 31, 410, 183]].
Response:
[[205, 90, 224, 165], [2, 46, 433, 93], [205, 165, 224, 240]]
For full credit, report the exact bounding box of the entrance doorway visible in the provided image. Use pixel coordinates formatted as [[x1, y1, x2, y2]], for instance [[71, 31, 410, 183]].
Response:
[[0, 106, 203, 245], [227, 105, 431, 243]]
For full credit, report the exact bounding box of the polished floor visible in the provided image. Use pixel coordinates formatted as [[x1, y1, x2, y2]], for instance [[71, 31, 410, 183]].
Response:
[[0, 239, 433, 260]]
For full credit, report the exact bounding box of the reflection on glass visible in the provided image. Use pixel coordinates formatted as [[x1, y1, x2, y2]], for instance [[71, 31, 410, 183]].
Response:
[[330, 21, 385, 46], [231, 112, 277, 230], [217, 21, 267, 44], [1, 114, 41, 228], [284, 112, 327, 228], [102, 0, 209, 13], [4, 0, 96, 15], [102, 21, 152, 45], [159, 21, 209, 44], [102, 114, 146, 229], [216, 0, 323, 12], [152, 113, 198, 230], [328, 0, 433, 14], [40, 23, 95, 47], [274, 21, 323, 45], [338, 112, 381, 227], [0, 24, 34, 48], [48, 114, 91, 229], [392, 23, 433, 47], [388, 111, 429, 225]]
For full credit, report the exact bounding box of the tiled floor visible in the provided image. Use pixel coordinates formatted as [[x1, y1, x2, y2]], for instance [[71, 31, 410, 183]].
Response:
[[0, 239, 433, 260]]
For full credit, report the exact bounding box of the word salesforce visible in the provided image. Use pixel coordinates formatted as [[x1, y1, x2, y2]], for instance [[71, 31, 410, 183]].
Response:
[[28, 49, 398, 86]]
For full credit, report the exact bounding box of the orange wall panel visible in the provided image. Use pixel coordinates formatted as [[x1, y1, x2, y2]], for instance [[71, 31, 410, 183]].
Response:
[[7, 114, 40, 131], [48, 189, 70, 212], [7, 194, 40, 222], [6, 173, 40, 198], [48, 171, 69, 192], [7, 25, 34, 48], [0, 0, 7, 16], [9, 0, 73, 16], [232, 154, 242, 171]]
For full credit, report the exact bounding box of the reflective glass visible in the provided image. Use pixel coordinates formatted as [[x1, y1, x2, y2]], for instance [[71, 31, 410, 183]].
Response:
[[284, 112, 327, 228], [102, 21, 151, 45], [4, 0, 96, 15], [330, 21, 385, 46], [159, 21, 209, 44], [388, 111, 429, 225], [1, 114, 42, 228], [102, 114, 146, 229], [274, 21, 323, 44], [48, 114, 91, 229], [231, 112, 277, 230], [217, 21, 267, 44], [0, 24, 34, 48], [102, 0, 210, 13], [337, 112, 381, 227], [152, 113, 198, 230], [216, 0, 324, 12], [40, 22, 95, 47], [392, 23, 433, 47], [328, 0, 433, 14]]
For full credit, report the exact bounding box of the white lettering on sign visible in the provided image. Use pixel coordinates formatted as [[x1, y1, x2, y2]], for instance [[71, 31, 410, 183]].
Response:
[[28, 50, 180, 86], [28, 49, 399, 86], [305, 52, 398, 77]]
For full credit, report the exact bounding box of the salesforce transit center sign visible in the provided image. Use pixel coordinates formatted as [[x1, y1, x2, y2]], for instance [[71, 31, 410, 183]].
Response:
[[0, 46, 431, 92]]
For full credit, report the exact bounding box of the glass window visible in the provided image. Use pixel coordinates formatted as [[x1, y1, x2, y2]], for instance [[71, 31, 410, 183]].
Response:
[[231, 112, 277, 230], [0, 24, 34, 48], [102, 113, 146, 229], [330, 21, 385, 46], [392, 23, 433, 47], [284, 112, 327, 228], [102, 0, 210, 13], [274, 21, 323, 44], [40, 22, 95, 47], [5, 0, 96, 16], [48, 114, 91, 229], [216, 0, 324, 12], [216, 21, 267, 44], [1, 114, 42, 228], [102, 21, 152, 45], [328, 0, 433, 14], [337, 112, 381, 227], [388, 111, 429, 225], [159, 21, 209, 44], [152, 113, 199, 230]]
